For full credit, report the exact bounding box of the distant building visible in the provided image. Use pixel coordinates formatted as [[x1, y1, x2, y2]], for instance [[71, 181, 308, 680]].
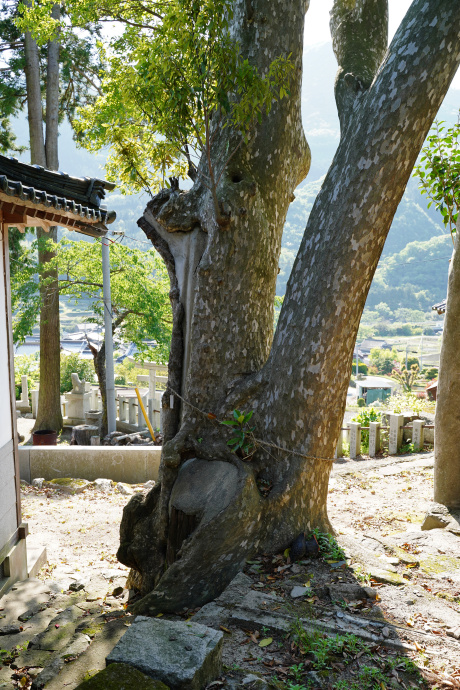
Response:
[[426, 379, 438, 401], [0, 154, 115, 596], [358, 338, 391, 355], [355, 375, 398, 404]]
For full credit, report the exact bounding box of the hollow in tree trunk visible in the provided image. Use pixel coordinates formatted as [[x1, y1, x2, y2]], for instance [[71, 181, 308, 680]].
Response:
[[118, 0, 460, 614]]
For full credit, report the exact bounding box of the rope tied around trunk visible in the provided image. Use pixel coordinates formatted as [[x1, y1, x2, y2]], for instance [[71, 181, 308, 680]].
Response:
[[168, 387, 336, 465]]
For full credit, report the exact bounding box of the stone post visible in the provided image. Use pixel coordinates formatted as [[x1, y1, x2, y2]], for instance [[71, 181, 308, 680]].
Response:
[[334, 429, 343, 459], [31, 387, 39, 419], [349, 422, 361, 459], [389, 413, 404, 454], [20, 375, 29, 406], [128, 399, 137, 426], [118, 396, 126, 422], [412, 419, 425, 452], [369, 422, 381, 457]]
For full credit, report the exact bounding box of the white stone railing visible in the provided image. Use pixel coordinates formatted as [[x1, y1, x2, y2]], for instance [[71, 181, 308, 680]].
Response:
[[336, 414, 432, 459]]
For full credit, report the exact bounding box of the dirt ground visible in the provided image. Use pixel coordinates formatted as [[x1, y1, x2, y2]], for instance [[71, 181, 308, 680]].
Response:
[[14, 450, 460, 689]]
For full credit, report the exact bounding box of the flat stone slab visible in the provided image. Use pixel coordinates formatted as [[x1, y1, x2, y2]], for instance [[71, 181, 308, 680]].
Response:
[[106, 617, 223, 690], [44, 478, 90, 494], [75, 662, 170, 689]]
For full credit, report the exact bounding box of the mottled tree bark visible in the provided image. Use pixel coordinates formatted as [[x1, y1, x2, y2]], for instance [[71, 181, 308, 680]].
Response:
[[118, 0, 460, 614], [434, 219, 460, 508]]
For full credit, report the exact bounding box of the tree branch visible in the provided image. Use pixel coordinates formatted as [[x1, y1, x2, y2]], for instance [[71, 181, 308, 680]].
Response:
[[330, 0, 388, 131]]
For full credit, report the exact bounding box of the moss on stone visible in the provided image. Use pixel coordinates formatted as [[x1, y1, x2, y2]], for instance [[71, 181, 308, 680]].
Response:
[[75, 663, 170, 689], [44, 478, 89, 494], [79, 623, 105, 638], [419, 554, 460, 576]]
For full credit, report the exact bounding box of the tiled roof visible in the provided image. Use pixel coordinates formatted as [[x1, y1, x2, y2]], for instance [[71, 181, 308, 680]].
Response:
[[432, 299, 446, 315], [0, 155, 116, 226]]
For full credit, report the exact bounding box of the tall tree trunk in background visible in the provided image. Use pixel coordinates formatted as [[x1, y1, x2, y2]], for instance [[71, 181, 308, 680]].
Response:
[[118, 0, 460, 615], [433, 218, 460, 508], [24, 23, 45, 167], [25, 3, 63, 432]]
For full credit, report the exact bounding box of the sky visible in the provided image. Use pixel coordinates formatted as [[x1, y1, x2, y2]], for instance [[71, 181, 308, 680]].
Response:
[[304, 0, 460, 89]]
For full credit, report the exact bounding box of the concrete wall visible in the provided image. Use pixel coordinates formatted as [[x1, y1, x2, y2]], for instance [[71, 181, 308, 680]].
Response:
[[19, 446, 162, 485]]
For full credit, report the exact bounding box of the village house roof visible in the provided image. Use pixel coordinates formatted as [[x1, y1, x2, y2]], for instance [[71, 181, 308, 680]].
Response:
[[355, 375, 396, 389], [0, 155, 116, 238], [358, 338, 391, 353]]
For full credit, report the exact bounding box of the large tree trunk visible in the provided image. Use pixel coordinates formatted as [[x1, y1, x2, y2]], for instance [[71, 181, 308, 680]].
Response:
[[28, 3, 63, 432], [434, 219, 460, 508], [118, 0, 460, 615]]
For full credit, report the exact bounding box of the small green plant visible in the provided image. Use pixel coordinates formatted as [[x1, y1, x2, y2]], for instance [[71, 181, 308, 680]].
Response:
[[351, 407, 381, 452], [221, 409, 255, 458], [311, 529, 346, 562], [353, 564, 371, 585], [357, 397, 366, 407], [289, 663, 304, 682], [399, 442, 416, 454], [292, 623, 369, 671]]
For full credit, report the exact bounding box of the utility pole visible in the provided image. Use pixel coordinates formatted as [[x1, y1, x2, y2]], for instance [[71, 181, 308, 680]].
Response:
[[101, 237, 116, 433]]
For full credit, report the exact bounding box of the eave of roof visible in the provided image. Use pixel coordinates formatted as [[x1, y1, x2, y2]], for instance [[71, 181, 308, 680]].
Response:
[[0, 155, 116, 233], [432, 299, 446, 315]]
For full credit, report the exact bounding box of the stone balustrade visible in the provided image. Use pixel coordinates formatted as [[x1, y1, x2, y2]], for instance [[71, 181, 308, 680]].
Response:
[[336, 413, 429, 459]]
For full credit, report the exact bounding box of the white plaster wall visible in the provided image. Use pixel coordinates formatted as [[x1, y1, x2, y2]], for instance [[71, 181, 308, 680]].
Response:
[[0, 237, 13, 447], [0, 236, 17, 547]]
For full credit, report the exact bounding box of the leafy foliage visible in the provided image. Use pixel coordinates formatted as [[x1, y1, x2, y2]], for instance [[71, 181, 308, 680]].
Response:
[[310, 530, 346, 562], [10, 233, 172, 363], [14, 354, 39, 399], [413, 111, 460, 236], [351, 407, 381, 451], [0, 2, 103, 149], [392, 363, 420, 393], [19, 0, 293, 220], [369, 347, 400, 375], [60, 353, 95, 394]]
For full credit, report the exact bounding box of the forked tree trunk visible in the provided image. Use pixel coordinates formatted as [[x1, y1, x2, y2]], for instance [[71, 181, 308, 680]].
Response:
[[434, 219, 460, 508], [118, 0, 460, 614]]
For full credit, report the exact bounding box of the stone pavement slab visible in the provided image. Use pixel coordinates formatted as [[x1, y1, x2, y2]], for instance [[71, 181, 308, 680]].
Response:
[[106, 617, 224, 690], [74, 662, 170, 689], [44, 617, 132, 690]]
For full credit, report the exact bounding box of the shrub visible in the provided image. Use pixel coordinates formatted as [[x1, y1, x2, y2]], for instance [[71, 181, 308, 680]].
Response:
[[351, 360, 368, 375], [60, 353, 95, 394], [14, 354, 39, 399], [357, 398, 366, 407], [114, 359, 149, 387], [351, 407, 381, 451]]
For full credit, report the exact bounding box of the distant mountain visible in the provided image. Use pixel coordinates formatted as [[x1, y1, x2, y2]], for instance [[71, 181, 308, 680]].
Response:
[[11, 42, 459, 312], [277, 42, 458, 306]]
